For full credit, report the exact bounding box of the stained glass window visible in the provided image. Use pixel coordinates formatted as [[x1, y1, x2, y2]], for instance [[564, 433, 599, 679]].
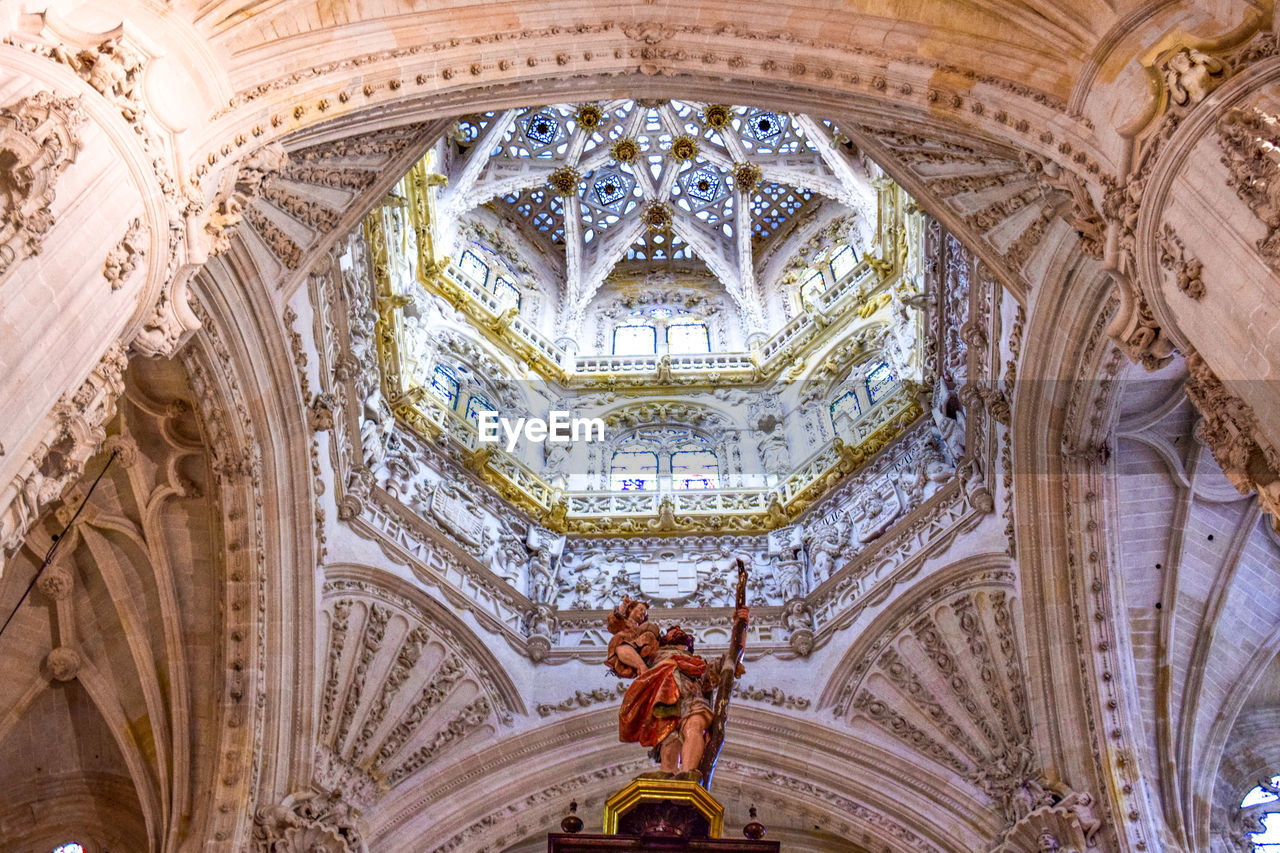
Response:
[[830, 389, 862, 426], [866, 362, 894, 403], [465, 394, 494, 422], [666, 322, 710, 354], [800, 271, 826, 306], [610, 451, 659, 491], [459, 250, 489, 287], [672, 449, 719, 490], [430, 365, 460, 407], [614, 324, 657, 355], [830, 245, 859, 281]]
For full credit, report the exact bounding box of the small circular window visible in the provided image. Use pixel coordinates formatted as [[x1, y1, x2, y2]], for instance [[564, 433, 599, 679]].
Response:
[[51, 845, 85, 853]]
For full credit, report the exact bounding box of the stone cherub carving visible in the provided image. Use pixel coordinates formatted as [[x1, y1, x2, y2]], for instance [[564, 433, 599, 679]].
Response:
[[606, 563, 750, 786]]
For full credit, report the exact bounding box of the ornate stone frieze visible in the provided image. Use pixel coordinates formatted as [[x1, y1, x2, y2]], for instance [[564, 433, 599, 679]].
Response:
[[0, 90, 84, 279], [1183, 351, 1280, 531]]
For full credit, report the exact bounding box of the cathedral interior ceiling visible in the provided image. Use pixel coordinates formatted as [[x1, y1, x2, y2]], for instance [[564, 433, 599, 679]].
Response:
[[3, 1, 1280, 852]]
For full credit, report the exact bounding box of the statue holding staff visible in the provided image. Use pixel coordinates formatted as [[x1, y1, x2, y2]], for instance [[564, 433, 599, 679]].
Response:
[[605, 559, 751, 786]]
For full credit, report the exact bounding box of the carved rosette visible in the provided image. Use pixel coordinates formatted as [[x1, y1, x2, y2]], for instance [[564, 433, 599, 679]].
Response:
[[45, 646, 82, 681], [0, 90, 85, 279]]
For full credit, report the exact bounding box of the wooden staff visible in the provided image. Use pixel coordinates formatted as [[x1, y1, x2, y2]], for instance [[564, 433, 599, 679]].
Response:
[[698, 558, 749, 789]]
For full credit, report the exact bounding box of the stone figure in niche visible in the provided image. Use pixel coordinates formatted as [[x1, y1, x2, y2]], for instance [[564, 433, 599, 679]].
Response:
[[543, 440, 571, 486], [804, 520, 845, 586], [756, 427, 790, 480], [931, 377, 966, 463], [526, 525, 566, 604], [606, 564, 750, 784], [360, 389, 395, 468]]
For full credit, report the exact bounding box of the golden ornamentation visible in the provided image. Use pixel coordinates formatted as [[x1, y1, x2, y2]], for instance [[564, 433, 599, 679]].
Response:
[[702, 104, 732, 129], [575, 103, 604, 130], [602, 778, 724, 837], [732, 161, 762, 193], [610, 138, 639, 163], [669, 134, 698, 162], [641, 201, 672, 231], [547, 166, 581, 197]]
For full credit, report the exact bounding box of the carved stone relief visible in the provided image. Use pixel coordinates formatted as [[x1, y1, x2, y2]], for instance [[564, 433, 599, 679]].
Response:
[[0, 90, 84, 279]]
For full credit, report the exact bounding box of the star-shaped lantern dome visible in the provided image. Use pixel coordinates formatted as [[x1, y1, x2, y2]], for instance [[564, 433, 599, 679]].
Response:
[[433, 100, 880, 351]]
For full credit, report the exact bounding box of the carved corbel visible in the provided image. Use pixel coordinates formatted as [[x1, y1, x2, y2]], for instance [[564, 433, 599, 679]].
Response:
[[1104, 272, 1174, 371], [1184, 351, 1280, 532]]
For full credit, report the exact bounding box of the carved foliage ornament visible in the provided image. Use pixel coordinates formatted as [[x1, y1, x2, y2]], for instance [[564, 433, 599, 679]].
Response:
[[0, 91, 84, 279]]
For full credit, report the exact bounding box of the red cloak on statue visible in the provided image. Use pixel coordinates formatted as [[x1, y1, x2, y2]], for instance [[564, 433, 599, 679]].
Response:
[[618, 653, 708, 747]]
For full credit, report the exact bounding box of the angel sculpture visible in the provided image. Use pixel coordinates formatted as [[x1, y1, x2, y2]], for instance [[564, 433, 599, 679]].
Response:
[[606, 561, 750, 786]]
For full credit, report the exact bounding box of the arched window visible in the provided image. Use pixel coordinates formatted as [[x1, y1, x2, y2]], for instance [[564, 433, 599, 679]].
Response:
[[458, 246, 525, 312], [800, 270, 826, 306], [1242, 776, 1280, 850], [613, 306, 713, 355], [614, 324, 658, 355], [830, 388, 861, 426], [430, 365, 460, 407], [672, 447, 719, 489], [666, 322, 710, 354], [459, 249, 489, 287], [493, 277, 521, 310], [51, 845, 85, 853], [866, 362, 895, 404], [829, 244, 859, 280], [608, 428, 719, 491], [465, 393, 494, 423], [610, 450, 659, 491]]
